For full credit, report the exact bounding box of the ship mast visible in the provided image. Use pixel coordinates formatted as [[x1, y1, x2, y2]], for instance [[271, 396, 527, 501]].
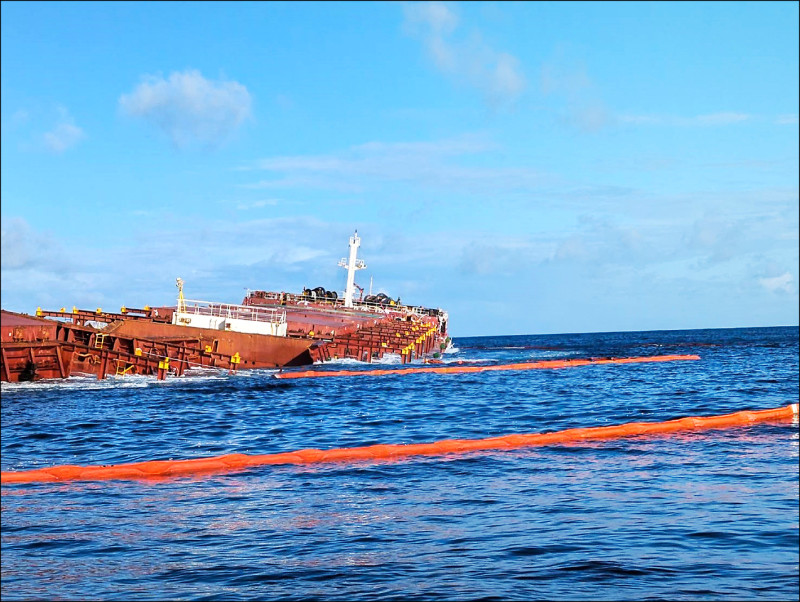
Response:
[[338, 230, 366, 308], [176, 277, 187, 313]]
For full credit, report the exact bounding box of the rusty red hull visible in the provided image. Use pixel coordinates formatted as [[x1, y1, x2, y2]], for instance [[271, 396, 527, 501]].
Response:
[[1, 310, 59, 344], [244, 292, 451, 364], [1, 341, 73, 382], [105, 319, 315, 368], [1, 309, 315, 383], [1, 311, 70, 382]]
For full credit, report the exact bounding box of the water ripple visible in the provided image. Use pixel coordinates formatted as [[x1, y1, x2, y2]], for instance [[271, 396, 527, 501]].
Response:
[[2, 326, 798, 601]]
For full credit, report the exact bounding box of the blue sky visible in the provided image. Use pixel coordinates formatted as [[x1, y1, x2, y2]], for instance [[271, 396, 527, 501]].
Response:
[[1, 1, 797, 336]]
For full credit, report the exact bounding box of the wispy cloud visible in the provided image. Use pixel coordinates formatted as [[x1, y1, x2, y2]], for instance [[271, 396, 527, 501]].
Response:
[[42, 107, 85, 153], [241, 135, 548, 194], [457, 236, 553, 276], [775, 113, 799, 125], [9, 109, 29, 127], [251, 136, 496, 172], [119, 69, 252, 148], [618, 112, 752, 127], [539, 50, 612, 133], [402, 1, 526, 106], [682, 214, 746, 263], [692, 112, 750, 126], [758, 272, 794, 294], [234, 199, 279, 211], [0, 217, 68, 271], [540, 54, 592, 97], [540, 49, 762, 133]]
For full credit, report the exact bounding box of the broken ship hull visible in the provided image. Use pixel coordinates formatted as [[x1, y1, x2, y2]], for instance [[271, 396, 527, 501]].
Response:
[[105, 318, 316, 369]]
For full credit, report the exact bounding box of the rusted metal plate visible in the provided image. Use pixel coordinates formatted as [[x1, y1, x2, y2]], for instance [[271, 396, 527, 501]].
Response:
[[1, 310, 59, 343], [106, 320, 315, 368]]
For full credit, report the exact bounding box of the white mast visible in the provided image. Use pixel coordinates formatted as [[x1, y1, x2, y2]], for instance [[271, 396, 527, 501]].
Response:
[[338, 230, 366, 308]]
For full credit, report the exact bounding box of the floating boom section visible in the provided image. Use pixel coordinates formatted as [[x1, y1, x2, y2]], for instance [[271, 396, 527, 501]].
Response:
[[275, 354, 702, 379], [2, 404, 796, 485]]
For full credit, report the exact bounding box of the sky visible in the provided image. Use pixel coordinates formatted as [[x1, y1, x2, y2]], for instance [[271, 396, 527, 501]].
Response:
[[1, 1, 798, 337]]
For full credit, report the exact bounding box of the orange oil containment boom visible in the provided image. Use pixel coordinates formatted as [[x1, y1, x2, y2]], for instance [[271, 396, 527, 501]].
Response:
[[2, 403, 796, 485], [274, 354, 702, 379]]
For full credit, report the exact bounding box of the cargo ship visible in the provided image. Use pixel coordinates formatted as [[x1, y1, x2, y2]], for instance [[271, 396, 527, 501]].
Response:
[[1, 231, 450, 382]]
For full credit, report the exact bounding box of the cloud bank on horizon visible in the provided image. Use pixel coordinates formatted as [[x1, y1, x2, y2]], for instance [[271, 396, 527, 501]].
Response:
[[1, 1, 797, 336]]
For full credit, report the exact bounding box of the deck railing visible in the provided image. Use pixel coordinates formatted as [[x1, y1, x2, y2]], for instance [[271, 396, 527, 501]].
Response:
[[180, 300, 286, 325]]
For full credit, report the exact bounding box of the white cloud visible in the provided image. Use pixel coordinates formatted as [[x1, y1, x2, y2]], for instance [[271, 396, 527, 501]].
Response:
[[10, 109, 30, 127], [618, 112, 752, 127], [758, 272, 793, 294], [616, 114, 660, 126], [404, 0, 459, 35], [540, 51, 612, 132], [252, 136, 496, 173], [242, 135, 547, 194], [457, 237, 552, 276], [43, 122, 85, 153], [1, 217, 34, 269], [565, 103, 613, 133], [402, 1, 526, 106], [550, 219, 644, 266], [775, 113, 799, 125], [490, 53, 526, 101], [234, 199, 279, 211], [42, 107, 85, 153], [683, 215, 745, 263], [691, 112, 750, 126], [540, 56, 592, 97], [0, 217, 67, 270], [119, 69, 252, 147], [541, 50, 754, 133]]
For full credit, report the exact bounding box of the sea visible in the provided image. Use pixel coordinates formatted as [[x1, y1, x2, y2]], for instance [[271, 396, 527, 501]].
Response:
[[1, 326, 798, 601]]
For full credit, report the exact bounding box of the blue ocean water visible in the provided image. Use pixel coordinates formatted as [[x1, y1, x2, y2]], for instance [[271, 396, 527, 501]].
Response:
[[1, 326, 798, 601]]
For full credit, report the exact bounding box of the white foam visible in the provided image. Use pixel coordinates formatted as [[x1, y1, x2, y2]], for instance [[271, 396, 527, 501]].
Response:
[[319, 353, 404, 366], [231, 367, 279, 378], [437, 357, 487, 364], [0, 366, 247, 392], [1, 373, 150, 392]]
